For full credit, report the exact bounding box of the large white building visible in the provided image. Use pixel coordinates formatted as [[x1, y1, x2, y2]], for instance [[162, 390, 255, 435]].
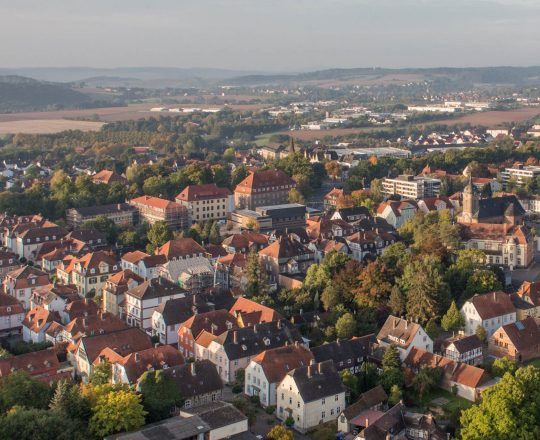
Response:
[[500, 163, 540, 188], [376, 315, 433, 361], [175, 183, 233, 224], [382, 175, 441, 199], [461, 291, 517, 337]]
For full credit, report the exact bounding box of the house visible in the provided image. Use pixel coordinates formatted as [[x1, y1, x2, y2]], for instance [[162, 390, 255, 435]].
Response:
[[376, 200, 418, 229], [199, 320, 304, 384], [345, 229, 397, 262], [178, 309, 239, 359], [404, 347, 492, 401], [311, 335, 376, 373], [108, 345, 185, 385], [337, 385, 387, 434], [70, 327, 153, 380], [461, 291, 516, 337], [258, 144, 291, 161], [0, 293, 25, 337], [0, 250, 19, 280], [105, 415, 211, 440], [160, 360, 224, 409], [255, 204, 307, 230], [4, 265, 50, 310], [66, 203, 137, 228], [439, 334, 483, 366], [376, 316, 433, 361], [214, 253, 248, 291], [258, 234, 316, 286], [22, 306, 60, 343], [489, 317, 540, 363], [56, 251, 120, 298], [221, 231, 269, 254], [356, 402, 406, 440], [152, 295, 214, 345], [382, 175, 441, 199], [123, 277, 187, 329], [512, 280, 540, 319], [234, 170, 296, 210], [0, 349, 70, 383], [156, 238, 207, 261], [10, 224, 67, 262], [331, 206, 370, 225], [91, 169, 128, 186], [57, 312, 128, 344], [417, 196, 454, 215], [101, 269, 144, 317], [276, 360, 346, 433], [324, 187, 345, 209], [180, 401, 249, 440], [129, 195, 189, 230], [306, 216, 355, 241], [175, 183, 233, 223], [229, 297, 283, 327], [121, 251, 166, 280], [62, 298, 101, 324], [244, 343, 314, 407]]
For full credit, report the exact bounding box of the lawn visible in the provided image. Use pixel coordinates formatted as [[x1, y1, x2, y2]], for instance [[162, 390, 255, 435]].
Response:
[[525, 358, 540, 368], [406, 387, 473, 416]]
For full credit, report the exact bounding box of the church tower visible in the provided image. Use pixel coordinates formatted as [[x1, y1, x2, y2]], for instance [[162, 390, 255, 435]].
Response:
[[461, 176, 478, 223]]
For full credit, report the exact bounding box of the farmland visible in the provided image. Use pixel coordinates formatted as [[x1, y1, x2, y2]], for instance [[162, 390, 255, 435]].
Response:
[[0, 119, 104, 134], [436, 107, 540, 126]]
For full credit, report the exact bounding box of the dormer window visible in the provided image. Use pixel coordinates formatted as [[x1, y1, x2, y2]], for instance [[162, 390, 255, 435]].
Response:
[[90, 269, 95, 274]]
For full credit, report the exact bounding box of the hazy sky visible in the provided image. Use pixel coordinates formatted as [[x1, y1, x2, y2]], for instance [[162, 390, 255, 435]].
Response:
[[1, 0, 539, 71]]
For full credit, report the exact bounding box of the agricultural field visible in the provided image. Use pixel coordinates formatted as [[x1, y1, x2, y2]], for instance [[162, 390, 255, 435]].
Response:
[[0, 119, 104, 134], [437, 107, 540, 126]]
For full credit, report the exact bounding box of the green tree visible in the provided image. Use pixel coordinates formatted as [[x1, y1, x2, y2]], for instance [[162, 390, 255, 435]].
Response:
[[49, 380, 91, 421], [464, 270, 503, 302], [335, 313, 357, 339], [441, 300, 464, 332], [139, 370, 183, 422], [231, 165, 248, 189], [425, 319, 440, 339], [388, 286, 406, 316], [267, 425, 294, 440], [245, 250, 269, 298], [380, 367, 404, 392], [382, 345, 401, 370], [460, 366, 540, 439], [288, 188, 305, 204], [0, 347, 11, 359], [340, 370, 360, 402], [388, 384, 402, 405], [89, 389, 147, 438], [90, 361, 112, 386], [146, 221, 172, 253], [0, 371, 51, 413], [0, 407, 88, 440], [82, 215, 117, 243], [492, 357, 518, 378], [401, 255, 450, 324], [412, 367, 442, 401], [209, 222, 221, 245], [358, 362, 380, 393], [475, 325, 487, 343]]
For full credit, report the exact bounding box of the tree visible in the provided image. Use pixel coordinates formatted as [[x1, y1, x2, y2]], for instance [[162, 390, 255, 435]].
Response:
[[460, 366, 540, 439], [231, 165, 248, 188], [382, 345, 401, 370], [0, 407, 88, 440], [401, 255, 450, 324], [90, 361, 112, 386], [288, 188, 305, 204], [245, 250, 268, 298], [49, 380, 91, 421], [380, 367, 404, 392], [388, 286, 406, 316], [209, 222, 221, 245], [492, 357, 518, 378], [267, 425, 294, 440], [223, 147, 236, 162], [475, 325, 487, 343], [82, 215, 117, 243], [425, 319, 440, 339], [355, 260, 393, 307], [89, 389, 147, 438], [335, 313, 357, 339], [441, 301, 464, 332], [139, 370, 183, 422], [146, 221, 172, 253], [0, 347, 11, 359], [325, 161, 342, 180], [388, 384, 402, 405], [340, 370, 360, 402], [0, 371, 51, 413], [358, 362, 379, 393], [412, 367, 442, 401], [464, 270, 503, 302]]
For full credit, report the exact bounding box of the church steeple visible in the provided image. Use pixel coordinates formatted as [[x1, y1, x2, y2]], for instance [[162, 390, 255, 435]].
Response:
[[461, 175, 478, 223]]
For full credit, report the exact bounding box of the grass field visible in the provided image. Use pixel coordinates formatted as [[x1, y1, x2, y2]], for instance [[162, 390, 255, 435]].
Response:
[[0, 119, 105, 134], [436, 107, 540, 126]]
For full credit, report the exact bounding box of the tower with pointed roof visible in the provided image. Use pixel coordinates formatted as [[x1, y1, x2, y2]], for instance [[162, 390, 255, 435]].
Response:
[[461, 176, 478, 224]]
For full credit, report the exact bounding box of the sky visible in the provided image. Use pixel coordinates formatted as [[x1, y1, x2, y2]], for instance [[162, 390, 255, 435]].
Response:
[[1, 0, 539, 72]]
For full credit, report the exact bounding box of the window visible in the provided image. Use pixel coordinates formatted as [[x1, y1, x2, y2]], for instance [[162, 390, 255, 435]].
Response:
[[321, 398, 325, 405], [321, 411, 326, 418]]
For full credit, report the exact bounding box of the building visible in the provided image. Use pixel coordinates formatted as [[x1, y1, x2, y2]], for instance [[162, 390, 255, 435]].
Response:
[[121, 251, 166, 280], [245, 344, 314, 407], [234, 170, 296, 210], [156, 238, 207, 261], [124, 277, 187, 329], [91, 169, 128, 186], [376, 316, 433, 361], [66, 203, 137, 228], [439, 335, 483, 366], [229, 209, 272, 231], [311, 335, 376, 373], [323, 187, 345, 210], [180, 402, 249, 440], [109, 345, 185, 385], [0, 293, 25, 337], [258, 144, 291, 160], [461, 291, 517, 337], [0, 349, 70, 383], [403, 347, 491, 401], [382, 175, 441, 199], [101, 270, 144, 317], [198, 320, 304, 384], [160, 360, 224, 409], [22, 306, 60, 343], [500, 163, 540, 188], [512, 280, 540, 319], [277, 360, 346, 433], [489, 317, 540, 363], [106, 415, 211, 440], [214, 253, 249, 290], [345, 230, 397, 262], [221, 231, 269, 254], [175, 183, 233, 223], [254, 204, 307, 230], [0, 250, 19, 280], [229, 297, 283, 327], [129, 195, 189, 230], [158, 257, 214, 293], [337, 385, 388, 434], [376, 200, 418, 229], [4, 265, 50, 310]]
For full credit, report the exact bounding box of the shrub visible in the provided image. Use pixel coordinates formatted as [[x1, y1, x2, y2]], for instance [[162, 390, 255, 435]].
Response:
[[231, 384, 243, 394], [265, 405, 276, 415]]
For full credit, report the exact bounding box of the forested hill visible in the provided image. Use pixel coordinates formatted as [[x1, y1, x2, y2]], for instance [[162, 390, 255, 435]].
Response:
[[0, 75, 94, 112]]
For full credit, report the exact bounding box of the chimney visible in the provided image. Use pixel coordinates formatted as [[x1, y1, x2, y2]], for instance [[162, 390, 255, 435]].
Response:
[[307, 365, 313, 378], [233, 331, 238, 344], [82, 318, 86, 327], [190, 362, 196, 376], [309, 358, 315, 366], [134, 352, 140, 363], [365, 418, 369, 428], [493, 291, 497, 302], [317, 362, 322, 375], [154, 342, 159, 348]]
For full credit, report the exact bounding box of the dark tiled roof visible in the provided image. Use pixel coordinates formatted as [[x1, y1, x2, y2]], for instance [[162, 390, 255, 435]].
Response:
[[342, 385, 388, 419], [476, 195, 525, 220], [162, 360, 223, 399], [126, 278, 187, 301], [183, 401, 247, 430], [289, 360, 345, 403], [311, 335, 375, 366]]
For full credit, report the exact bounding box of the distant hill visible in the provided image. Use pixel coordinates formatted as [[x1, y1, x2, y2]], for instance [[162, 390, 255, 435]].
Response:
[[0, 75, 99, 112]]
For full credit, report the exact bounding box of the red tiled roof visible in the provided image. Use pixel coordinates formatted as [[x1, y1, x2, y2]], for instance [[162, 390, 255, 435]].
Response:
[[0, 349, 60, 378], [469, 291, 516, 320], [234, 170, 296, 194], [230, 297, 283, 325], [22, 306, 60, 334], [176, 183, 231, 201], [251, 344, 313, 383], [121, 250, 150, 264], [181, 309, 239, 340], [156, 238, 206, 259], [130, 195, 183, 210]]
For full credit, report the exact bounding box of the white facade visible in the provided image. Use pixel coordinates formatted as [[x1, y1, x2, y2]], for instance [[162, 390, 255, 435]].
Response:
[[376, 204, 417, 228], [461, 301, 516, 337], [151, 309, 180, 345], [125, 290, 186, 329], [245, 360, 275, 407]]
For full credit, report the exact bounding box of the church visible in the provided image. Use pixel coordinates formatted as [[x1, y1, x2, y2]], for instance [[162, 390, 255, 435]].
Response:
[[457, 177, 534, 270]]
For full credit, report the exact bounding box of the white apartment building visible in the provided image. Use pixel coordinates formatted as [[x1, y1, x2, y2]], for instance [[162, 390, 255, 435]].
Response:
[[461, 291, 517, 337], [382, 175, 441, 199], [500, 164, 540, 188], [175, 183, 233, 224]]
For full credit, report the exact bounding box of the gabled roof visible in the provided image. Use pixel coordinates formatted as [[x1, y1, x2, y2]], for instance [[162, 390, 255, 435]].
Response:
[[0, 293, 24, 317], [442, 335, 483, 354], [126, 278, 187, 301], [22, 306, 60, 334], [130, 195, 185, 211], [495, 317, 540, 351], [360, 402, 405, 440], [0, 349, 59, 377], [467, 291, 516, 320], [156, 238, 206, 259], [121, 250, 150, 264], [251, 344, 313, 384], [181, 309, 239, 339], [64, 312, 128, 341], [229, 297, 283, 326], [258, 235, 312, 260], [288, 360, 345, 403], [176, 183, 231, 201], [154, 295, 213, 326], [311, 335, 376, 365], [234, 169, 295, 193], [92, 169, 127, 184], [161, 360, 223, 399], [342, 385, 388, 420], [376, 316, 425, 349], [64, 298, 101, 321]]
